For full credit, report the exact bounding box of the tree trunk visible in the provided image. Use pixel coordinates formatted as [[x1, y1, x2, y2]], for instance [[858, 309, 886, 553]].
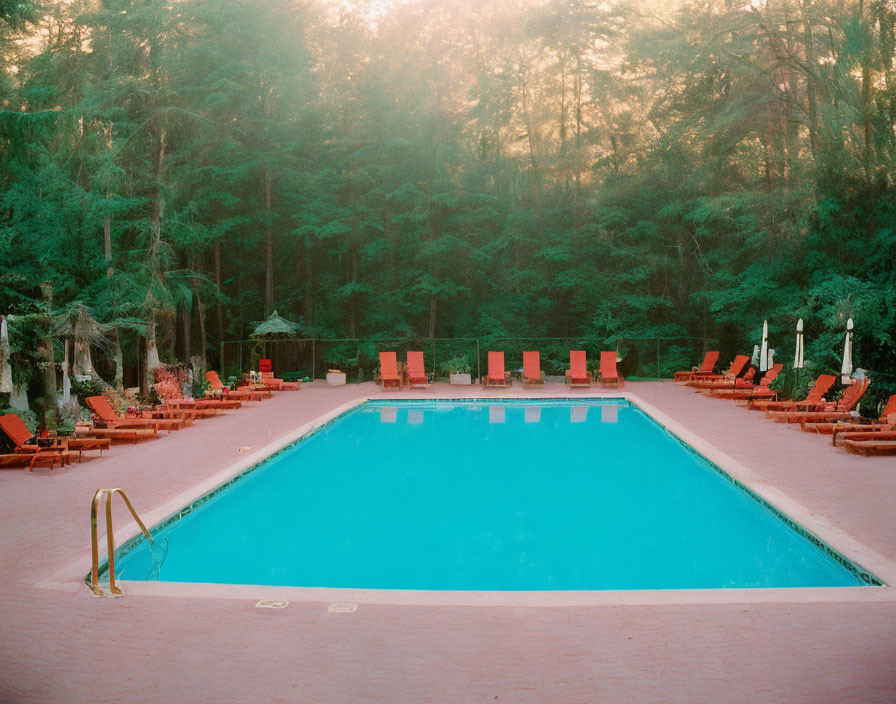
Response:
[[111, 328, 124, 391], [558, 52, 567, 148], [803, 16, 819, 161], [349, 243, 359, 337], [145, 123, 166, 390], [150, 126, 166, 255], [145, 317, 162, 392], [861, 59, 873, 169], [520, 74, 539, 196], [262, 169, 274, 315], [303, 243, 314, 325], [428, 295, 437, 339], [181, 305, 191, 362], [214, 240, 224, 367], [194, 277, 207, 372], [104, 121, 113, 278], [858, 0, 872, 169], [39, 282, 58, 429]]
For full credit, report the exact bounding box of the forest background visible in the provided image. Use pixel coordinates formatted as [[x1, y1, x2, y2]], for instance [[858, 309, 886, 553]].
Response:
[[0, 0, 894, 423]]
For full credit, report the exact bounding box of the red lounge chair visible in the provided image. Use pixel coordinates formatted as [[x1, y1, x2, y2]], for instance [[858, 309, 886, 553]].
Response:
[[0, 414, 76, 469], [154, 381, 219, 418], [482, 351, 511, 388], [0, 451, 73, 471], [565, 351, 591, 388], [674, 351, 720, 382], [701, 366, 757, 392], [766, 378, 868, 424], [600, 351, 623, 389], [709, 364, 783, 400], [749, 374, 836, 412], [765, 378, 865, 424], [378, 352, 403, 390], [521, 351, 544, 388], [74, 425, 157, 444], [688, 355, 750, 388], [86, 396, 181, 433], [206, 371, 268, 401], [406, 351, 430, 388], [156, 379, 240, 411], [831, 394, 896, 444], [258, 359, 301, 391], [842, 439, 896, 456], [262, 371, 300, 391], [0, 413, 109, 463], [782, 378, 871, 427]]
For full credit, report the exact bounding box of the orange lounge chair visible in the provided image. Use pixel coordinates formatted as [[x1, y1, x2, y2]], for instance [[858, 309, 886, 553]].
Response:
[[154, 381, 220, 418], [785, 378, 871, 427], [834, 428, 896, 445], [842, 439, 896, 456], [521, 351, 544, 388], [378, 352, 403, 390], [599, 351, 623, 389], [0, 451, 74, 470], [144, 404, 196, 424], [831, 394, 896, 444], [709, 364, 783, 400], [565, 351, 591, 388], [157, 379, 241, 411], [406, 351, 430, 388], [86, 396, 182, 433], [688, 355, 750, 388], [749, 374, 836, 412], [767, 378, 869, 424], [261, 371, 300, 391], [674, 351, 720, 382], [206, 371, 267, 401], [75, 425, 157, 444], [482, 351, 511, 388], [258, 359, 301, 391], [0, 413, 110, 462], [0, 413, 76, 468], [698, 365, 756, 392]]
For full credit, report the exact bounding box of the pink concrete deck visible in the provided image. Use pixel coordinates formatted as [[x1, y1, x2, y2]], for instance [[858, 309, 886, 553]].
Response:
[[1, 381, 895, 702]]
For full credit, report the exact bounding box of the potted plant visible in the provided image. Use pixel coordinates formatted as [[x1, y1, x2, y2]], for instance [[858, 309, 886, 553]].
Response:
[[441, 356, 472, 385]]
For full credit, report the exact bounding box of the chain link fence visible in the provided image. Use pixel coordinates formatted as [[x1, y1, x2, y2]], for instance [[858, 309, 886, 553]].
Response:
[[220, 336, 716, 382]]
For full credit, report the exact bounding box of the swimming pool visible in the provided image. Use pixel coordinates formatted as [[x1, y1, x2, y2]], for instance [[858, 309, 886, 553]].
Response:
[[109, 399, 875, 591]]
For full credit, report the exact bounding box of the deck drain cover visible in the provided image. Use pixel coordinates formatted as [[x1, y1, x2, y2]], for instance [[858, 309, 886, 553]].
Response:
[[255, 599, 288, 609], [328, 602, 358, 613]]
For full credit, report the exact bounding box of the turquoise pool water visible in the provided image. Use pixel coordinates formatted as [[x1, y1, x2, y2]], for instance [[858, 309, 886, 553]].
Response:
[[113, 399, 868, 590]]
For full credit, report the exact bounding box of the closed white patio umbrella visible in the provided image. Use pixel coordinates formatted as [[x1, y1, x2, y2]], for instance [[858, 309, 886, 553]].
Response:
[[794, 318, 804, 386], [841, 317, 854, 384], [759, 319, 770, 372]]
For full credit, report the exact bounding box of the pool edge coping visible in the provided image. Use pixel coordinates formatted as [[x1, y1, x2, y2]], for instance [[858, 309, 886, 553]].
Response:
[[37, 390, 896, 606]]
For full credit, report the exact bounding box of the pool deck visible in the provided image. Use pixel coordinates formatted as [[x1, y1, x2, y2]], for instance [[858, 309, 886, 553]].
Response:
[[1, 380, 894, 702]]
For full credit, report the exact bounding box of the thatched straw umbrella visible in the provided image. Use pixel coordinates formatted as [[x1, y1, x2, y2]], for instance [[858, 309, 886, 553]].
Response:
[[53, 303, 112, 385], [249, 310, 302, 375]]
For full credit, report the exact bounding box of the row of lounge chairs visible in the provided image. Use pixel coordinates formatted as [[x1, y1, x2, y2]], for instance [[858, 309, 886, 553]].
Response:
[[376, 350, 623, 390], [0, 362, 300, 472], [676, 352, 895, 456]]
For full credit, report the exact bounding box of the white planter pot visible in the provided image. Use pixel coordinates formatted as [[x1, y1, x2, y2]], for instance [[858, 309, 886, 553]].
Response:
[[326, 372, 347, 386], [449, 373, 472, 385]]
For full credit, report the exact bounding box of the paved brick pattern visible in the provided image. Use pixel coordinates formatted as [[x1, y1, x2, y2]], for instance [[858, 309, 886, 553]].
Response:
[[0, 381, 894, 703]]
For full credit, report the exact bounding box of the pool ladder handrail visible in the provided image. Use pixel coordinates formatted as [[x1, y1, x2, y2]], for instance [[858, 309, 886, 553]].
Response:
[[90, 488, 153, 596]]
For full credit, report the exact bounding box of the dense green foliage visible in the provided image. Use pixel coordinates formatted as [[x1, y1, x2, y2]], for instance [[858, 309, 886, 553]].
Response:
[[0, 0, 894, 403]]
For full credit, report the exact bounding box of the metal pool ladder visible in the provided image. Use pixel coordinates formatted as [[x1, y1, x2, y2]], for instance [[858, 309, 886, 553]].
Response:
[[89, 488, 153, 596]]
